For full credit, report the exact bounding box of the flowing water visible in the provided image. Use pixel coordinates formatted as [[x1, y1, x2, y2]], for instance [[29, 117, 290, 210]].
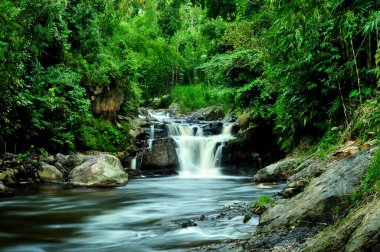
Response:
[[148, 111, 235, 177], [0, 178, 282, 252], [0, 111, 281, 251]]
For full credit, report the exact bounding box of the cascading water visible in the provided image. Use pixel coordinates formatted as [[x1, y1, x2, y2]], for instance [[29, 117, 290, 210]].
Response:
[[148, 124, 155, 149], [167, 122, 235, 177], [144, 110, 236, 177], [130, 157, 137, 170]]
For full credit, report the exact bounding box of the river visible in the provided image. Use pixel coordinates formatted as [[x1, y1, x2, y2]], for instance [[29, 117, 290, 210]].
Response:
[[0, 177, 282, 252]]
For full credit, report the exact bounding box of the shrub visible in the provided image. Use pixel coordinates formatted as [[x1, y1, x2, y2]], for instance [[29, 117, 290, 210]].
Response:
[[77, 118, 131, 152], [171, 84, 234, 113]]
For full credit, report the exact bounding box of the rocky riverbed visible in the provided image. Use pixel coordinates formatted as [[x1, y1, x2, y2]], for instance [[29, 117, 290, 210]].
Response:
[[193, 139, 380, 251]]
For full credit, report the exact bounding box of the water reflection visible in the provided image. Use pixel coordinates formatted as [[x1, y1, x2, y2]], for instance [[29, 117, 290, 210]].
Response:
[[0, 177, 282, 252]]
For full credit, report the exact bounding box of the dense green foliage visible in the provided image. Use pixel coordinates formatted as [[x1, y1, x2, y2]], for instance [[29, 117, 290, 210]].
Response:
[[0, 0, 379, 153], [171, 84, 233, 113]]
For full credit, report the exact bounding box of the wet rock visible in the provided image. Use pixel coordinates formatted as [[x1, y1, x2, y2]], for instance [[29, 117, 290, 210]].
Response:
[[68, 154, 128, 187], [209, 122, 223, 135], [180, 219, 198, 228], [0, 180, 14, 197], [258, 149, 373, 234], [221, 117, 284, 174], [38, 163, 63, 182], [251, 202, 272, 215], [243, 213, 252, 223], [253, 158, 299, 183], [140, 138, 178, 170], [125, 168, 142, 179]]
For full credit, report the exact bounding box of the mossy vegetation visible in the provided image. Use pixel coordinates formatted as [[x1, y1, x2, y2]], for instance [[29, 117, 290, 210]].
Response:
[[171, 84, 234, 113], [77, 118, 131, 153]]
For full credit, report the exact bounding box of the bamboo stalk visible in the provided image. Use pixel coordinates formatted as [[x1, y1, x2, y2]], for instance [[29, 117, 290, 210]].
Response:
[[350, 37, 362, 104]]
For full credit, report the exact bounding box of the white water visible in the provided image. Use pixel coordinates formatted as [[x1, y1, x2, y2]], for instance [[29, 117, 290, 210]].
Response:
[[148, 124, 155, 149], [167, 123, 235, 177], [130, 157, 137, 170]]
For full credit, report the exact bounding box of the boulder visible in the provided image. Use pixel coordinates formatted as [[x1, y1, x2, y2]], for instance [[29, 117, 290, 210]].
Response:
[[141, 138, 178, 170], [0, 169, 16, 185], [301, 196, 380, 252], [257, 149, 372, 234], [0, 180, 14, 197], [190, 106, 224, 121], [56, 153, 93, 171], [253, 158, 299, 183], [280, 159, 326, 198], [38, 163, 63, 181], [209, 122, 223, 135], [168, 103, 181, 115], [68, 154, 128, 187]]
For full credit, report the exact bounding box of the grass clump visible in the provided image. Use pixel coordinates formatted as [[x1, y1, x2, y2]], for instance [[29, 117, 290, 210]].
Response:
[[250, 196, 274, 215], [171, 84, 234, 113], [252, 196, 274, 207], [354, 145, 380, 199]]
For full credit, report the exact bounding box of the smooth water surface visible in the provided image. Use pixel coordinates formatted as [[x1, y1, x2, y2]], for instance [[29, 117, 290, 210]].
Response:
[[0, 177, 282, 252]]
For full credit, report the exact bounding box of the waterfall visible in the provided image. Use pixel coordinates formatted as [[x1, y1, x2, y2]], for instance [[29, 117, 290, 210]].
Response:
[[148, 124, 155, 149], [131, 157, 137, 170], [168, 123, 235, 177]]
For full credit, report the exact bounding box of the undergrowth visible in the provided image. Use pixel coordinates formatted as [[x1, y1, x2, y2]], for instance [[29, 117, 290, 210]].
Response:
[[77, 118, 131, 152], [352, 144, 380, 202], [171, 84, 234, 113]]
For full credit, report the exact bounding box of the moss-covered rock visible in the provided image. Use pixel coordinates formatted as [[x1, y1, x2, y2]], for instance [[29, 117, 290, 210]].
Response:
[[301, 196, 380, 252], [38, 163, 63, 181], [0, 180, 14, 198]]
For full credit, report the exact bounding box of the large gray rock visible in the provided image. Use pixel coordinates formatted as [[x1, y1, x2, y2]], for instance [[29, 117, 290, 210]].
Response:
[[190, 106, 224, 121], [280, 158, 328, 198], [56, 153, 93, 171], [257, 149, 372, 234], [168, 103, 181, 115], [68, 154, 128, 187], [301, 196, 380, 252], [0, 180, 14, 197], [141, 138, 178, 170], [253, 158, 299, 183], [38, 163, 63, 182]]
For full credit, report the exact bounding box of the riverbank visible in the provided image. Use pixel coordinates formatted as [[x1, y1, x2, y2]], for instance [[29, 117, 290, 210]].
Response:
[[194, 139, 379, 251]]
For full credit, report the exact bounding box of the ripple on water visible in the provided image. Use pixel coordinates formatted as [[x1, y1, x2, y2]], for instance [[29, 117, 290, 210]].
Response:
[[0, 177, 284, 252]]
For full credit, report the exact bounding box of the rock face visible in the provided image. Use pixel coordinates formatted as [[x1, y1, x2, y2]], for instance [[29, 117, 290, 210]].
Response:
[[257, 149, 372, 234], [68, 154, 128, 187], [168, 103, 181, 115], [141, 138, 178, 170], [38, 163, 63, 181], [253, 158, 299, 183], [302, 196, 380, 252], [0, 180, 14, 197], [190, 106, 224, 121]]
